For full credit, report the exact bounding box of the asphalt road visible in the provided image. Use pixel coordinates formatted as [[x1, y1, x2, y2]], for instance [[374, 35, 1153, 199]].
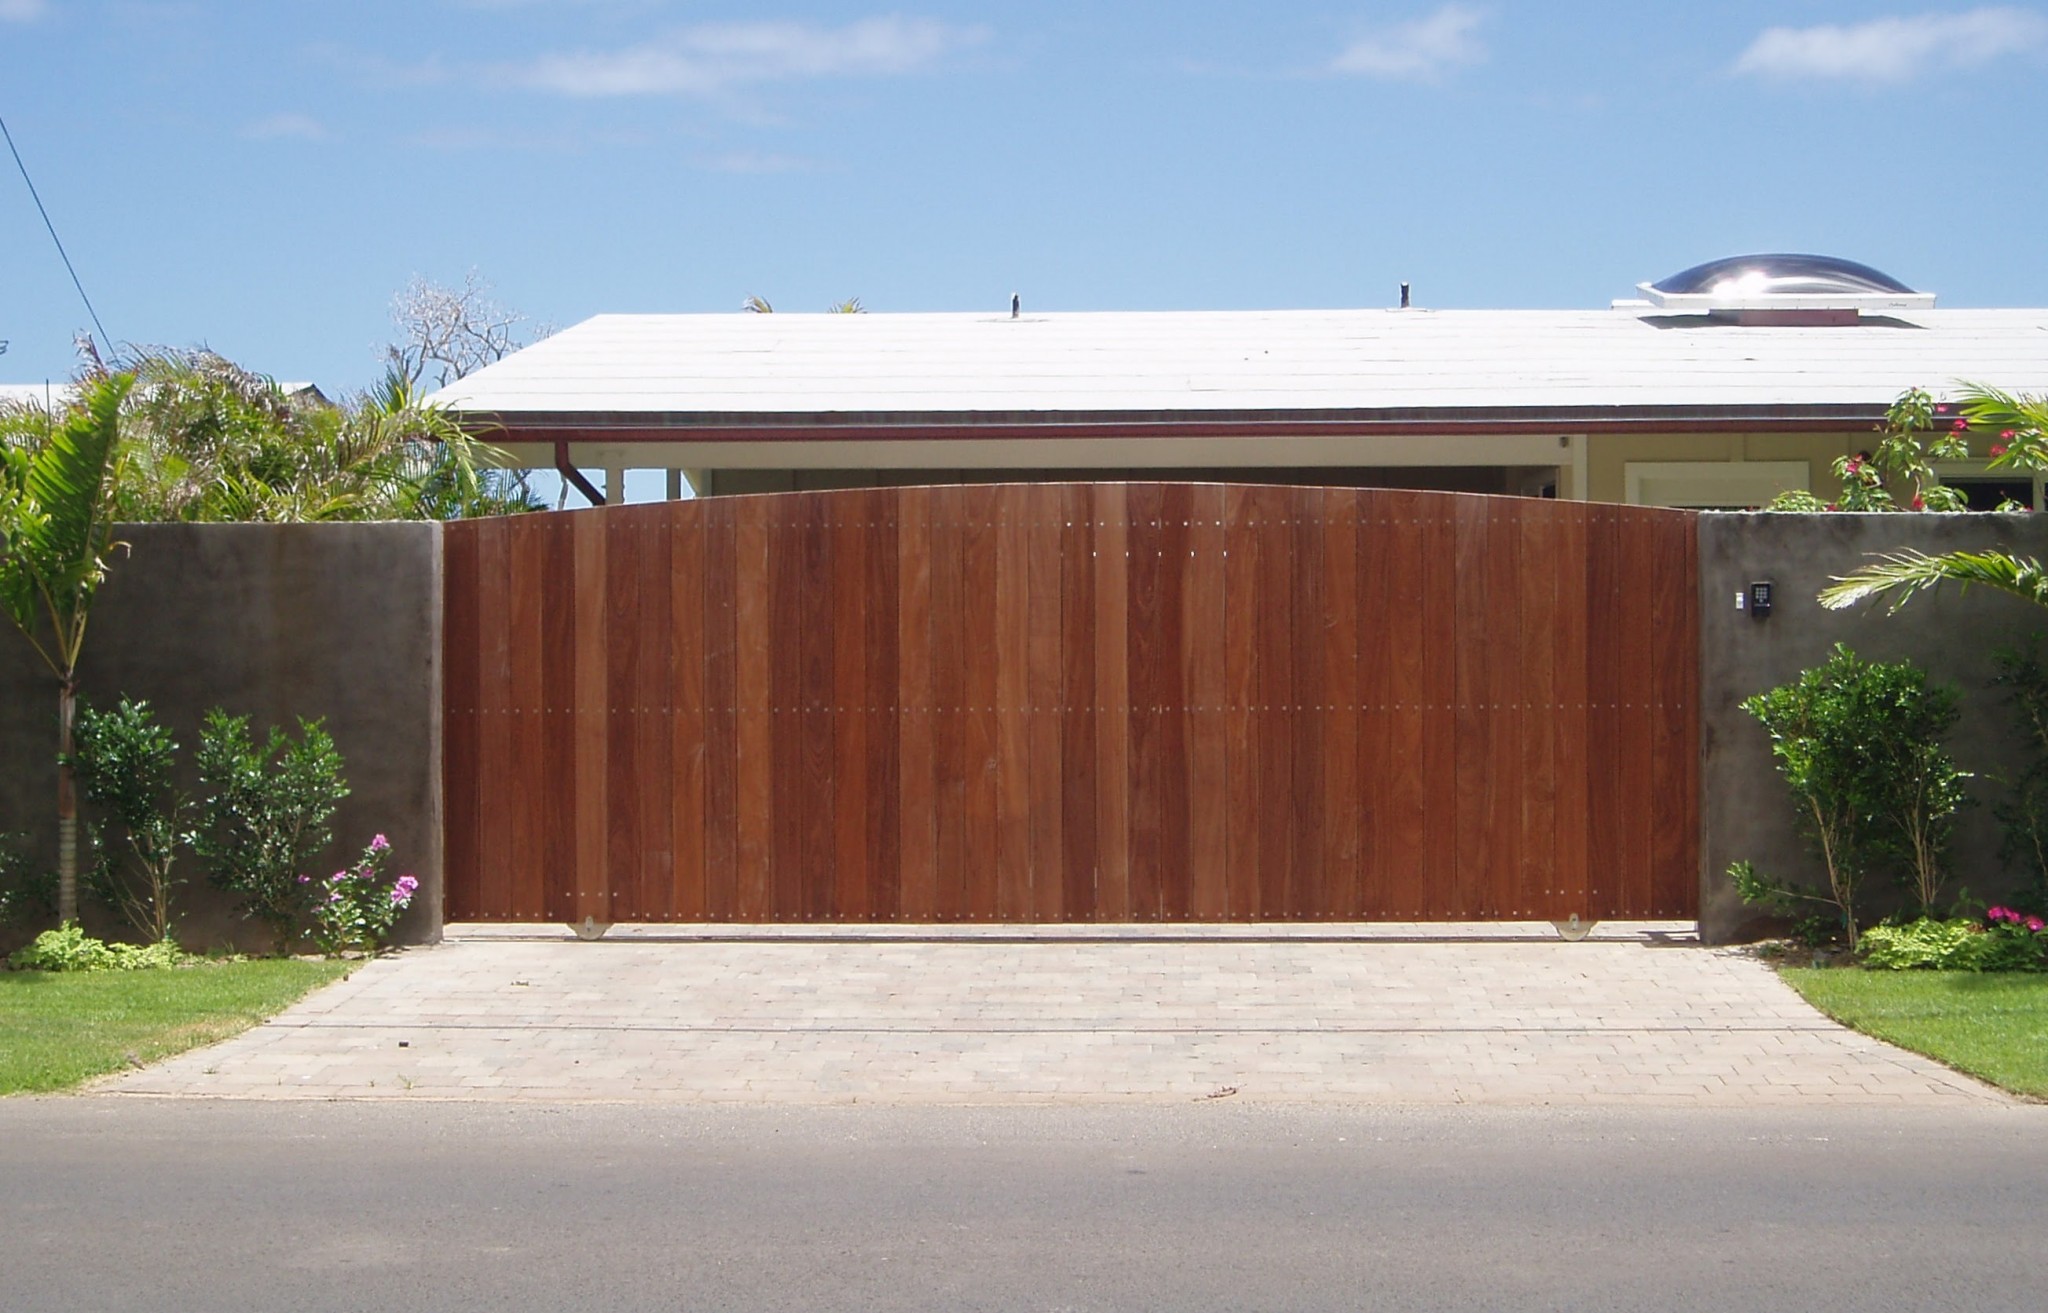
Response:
[[4, 1097, 2044, 1312]]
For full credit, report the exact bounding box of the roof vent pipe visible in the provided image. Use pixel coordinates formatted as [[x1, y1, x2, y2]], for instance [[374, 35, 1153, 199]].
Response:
[[1399, 282, 1410, 309]]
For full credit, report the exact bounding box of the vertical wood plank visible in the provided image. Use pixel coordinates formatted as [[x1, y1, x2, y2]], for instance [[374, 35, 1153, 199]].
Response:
[[1517, 506, 1559, 920], [1551, 503, 1591, 921], [474, 518, 514, 918], [994, 487, 1032, 920], [1649, 511, 1693, 916], [769, 497, 810, 920], [797, 494, 836, 921], [864, 489, 902, 922], [506, 514, 547, 922], [930, 485, 969, 920], [701, 497, 740, 921], [1223, 485, 1260, 920], [671, 502, 707, 921], [1289, 488, 1326, 917], [1124, 484, 1164, 921], [1483, 498, 1523, 917], [1027, 482, 1065, 922], [897, 487, 938, 921], [571, 510, 609, 926], [734, 494, 773, 920], [1618, 510, 1656, 915], [1093, 483, 1131, 921], [1186, 483, 1228, 920], [1060, 485, 1100, 921], [1357, 492, 1401, 917], [833, 491, 871, 921], [1320, 488, 1360, 919], [1419, 496, 1460, 920], [604, 513, 641, 919], [1253, 485, 1295, 920], [1155, 483, 1193, 921], [962, 485, 1001, 920], [1583, 505, 1622, 919], [441, 524, 481, 920], [540, 516, 577, 922]]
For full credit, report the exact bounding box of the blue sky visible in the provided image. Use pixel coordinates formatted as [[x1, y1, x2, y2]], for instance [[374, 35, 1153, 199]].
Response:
[[4, 1, 2047, 396]]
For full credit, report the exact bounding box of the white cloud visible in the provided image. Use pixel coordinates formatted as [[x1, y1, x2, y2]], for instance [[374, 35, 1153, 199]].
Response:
[[241, 113, 329, 142], [1331, 4, 1486, 81], [509, 16, 987, 98], [0, 0, 49, 24], [1733, 7, 2048, 81]]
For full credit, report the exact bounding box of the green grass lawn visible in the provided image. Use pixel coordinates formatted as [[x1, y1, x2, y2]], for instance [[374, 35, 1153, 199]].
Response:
[[1781, 967, 2048, 1099], [0, 959, 350, 1095]]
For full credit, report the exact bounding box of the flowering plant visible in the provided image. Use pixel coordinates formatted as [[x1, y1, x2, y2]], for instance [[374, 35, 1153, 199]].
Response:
[[305, 834, 419, 955]]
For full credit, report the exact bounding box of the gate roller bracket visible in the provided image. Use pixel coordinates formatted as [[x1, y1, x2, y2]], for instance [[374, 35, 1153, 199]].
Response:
[[572, 916, 613, 941], [1551, 915, 1596, 942]]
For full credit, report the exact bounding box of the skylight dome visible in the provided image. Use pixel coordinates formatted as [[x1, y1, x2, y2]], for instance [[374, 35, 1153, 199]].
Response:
[[1636, 253, 1935, 315]]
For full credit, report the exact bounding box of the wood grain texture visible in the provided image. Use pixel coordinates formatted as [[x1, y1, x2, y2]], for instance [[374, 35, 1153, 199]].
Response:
[[442, 486, 1700, 926]]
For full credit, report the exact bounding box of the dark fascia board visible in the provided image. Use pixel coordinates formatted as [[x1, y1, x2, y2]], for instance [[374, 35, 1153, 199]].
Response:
[[457, 404, 1887, 443]]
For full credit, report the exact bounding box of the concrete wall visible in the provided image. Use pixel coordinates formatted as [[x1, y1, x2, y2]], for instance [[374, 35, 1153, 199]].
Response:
[[1699, 512, 2048, 942], [0, 523, 442, 953]]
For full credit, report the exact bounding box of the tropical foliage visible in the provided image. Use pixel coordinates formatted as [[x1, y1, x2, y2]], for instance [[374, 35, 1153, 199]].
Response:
[[0, 373, 134, 923], [1768, 387, 1971, 513], [1732, 645, 1971, 947], [107, 348, 539, 522], [1820, 386, 2048, 610]]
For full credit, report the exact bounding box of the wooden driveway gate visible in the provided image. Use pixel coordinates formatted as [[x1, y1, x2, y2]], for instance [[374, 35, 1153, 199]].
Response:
[[443, 485, 1698, 924]]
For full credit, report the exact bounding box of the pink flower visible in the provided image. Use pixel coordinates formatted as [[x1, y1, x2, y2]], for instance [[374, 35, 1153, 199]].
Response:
[[1844, 456, 1863, 475], [2029, 917, 2045, 933], [1936, 404, 1950, 413], [1953, 418, 1969, 432], [1911, 496, 1925, 511], [297, 874, 310, 884], [2002, 430, 2017, 440], [1993, 443, 2010, 458], [370, 834, 391, 853]]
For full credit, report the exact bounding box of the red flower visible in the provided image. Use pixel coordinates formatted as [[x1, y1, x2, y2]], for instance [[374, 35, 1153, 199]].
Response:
[[2002, 430, 2017, 440], [1911, 496, 1925, 510], [1993, 443, 2010, 458], [1953, 418, 1969, 432]]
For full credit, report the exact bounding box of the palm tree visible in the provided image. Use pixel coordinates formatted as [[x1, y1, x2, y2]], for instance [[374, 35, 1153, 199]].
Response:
[[0, 374, 134, 923]]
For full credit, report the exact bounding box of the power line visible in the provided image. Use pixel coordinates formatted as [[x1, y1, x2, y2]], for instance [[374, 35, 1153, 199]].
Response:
[[1, 114, 112, 351]]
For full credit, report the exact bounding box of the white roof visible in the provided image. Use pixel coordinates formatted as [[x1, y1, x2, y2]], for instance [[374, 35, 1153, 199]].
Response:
[[0, 383, 74, 410], [430, 308, 2048, 419]]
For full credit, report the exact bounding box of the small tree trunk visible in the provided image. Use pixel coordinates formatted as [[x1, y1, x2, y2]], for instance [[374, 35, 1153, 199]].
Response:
[[56, 680, 77, 924]]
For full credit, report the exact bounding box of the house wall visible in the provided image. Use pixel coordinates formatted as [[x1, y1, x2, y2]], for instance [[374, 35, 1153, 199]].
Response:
[[1697, 512, 2048, 943], [0, 524, 443, 954]]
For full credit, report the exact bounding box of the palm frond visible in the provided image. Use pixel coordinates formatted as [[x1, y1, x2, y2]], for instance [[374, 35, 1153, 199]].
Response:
[[1819, 548, 2048, 613]]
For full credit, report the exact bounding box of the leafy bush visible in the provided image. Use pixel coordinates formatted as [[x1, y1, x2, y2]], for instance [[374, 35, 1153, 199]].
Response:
[[1734, 645, 1971, 946], [1767, 388, 1969, 513], [1991, 640, 2048, 912], [1860, 912, 2048, 972], [9, 922, 187, 971], [0, 834, 55, 929], [70, 698, 190, 944], [307, 835, 419, 955], [194, 711, 348, 943]]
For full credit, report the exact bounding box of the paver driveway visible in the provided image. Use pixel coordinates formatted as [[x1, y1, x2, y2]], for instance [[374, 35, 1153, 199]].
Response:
[[104, 923, 2005, 1106]]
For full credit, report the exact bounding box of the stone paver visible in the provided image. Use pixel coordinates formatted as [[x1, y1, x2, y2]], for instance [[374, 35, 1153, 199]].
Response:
[[101, 922, 2008, 1106]]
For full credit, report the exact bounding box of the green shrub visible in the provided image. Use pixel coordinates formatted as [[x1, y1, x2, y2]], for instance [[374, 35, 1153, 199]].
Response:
[[1991, 640, 2048, 912], [1860, 913, 2047, 972], [193, 711, 348, 944], [1735, 646, 1970, 947], [0, 835, 55, 929], [70, 698, 190, 944], [9, 923, 188, 971]]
